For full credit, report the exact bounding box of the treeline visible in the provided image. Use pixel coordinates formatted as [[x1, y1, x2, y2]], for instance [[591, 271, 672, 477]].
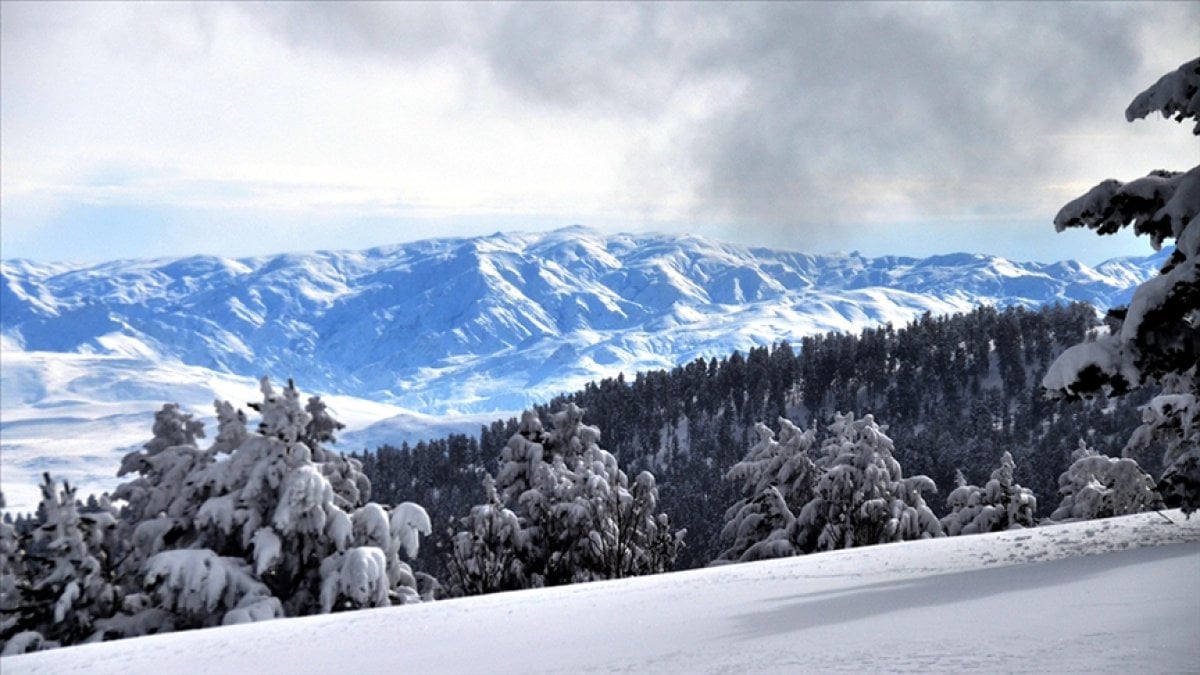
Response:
[[357, 302, 1153, 573]]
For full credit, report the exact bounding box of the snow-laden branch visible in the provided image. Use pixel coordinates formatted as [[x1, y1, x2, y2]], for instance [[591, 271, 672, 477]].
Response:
[[1126, 56, 1200, 134]]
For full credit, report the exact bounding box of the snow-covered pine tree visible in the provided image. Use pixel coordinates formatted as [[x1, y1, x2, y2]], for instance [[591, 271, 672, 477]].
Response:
[[96, 377, 432, 641], [713, 418, 819, 563], [0, 487, 24, 653], [940, 452, 1037, 535], [541, 403, 682, 583], [1042, 57, 1199, 514], [114, 402, 209, 532], [457, 403, 682, 593], [1050, 440, 1164, 521], [790, 412, 942, 552], [0, 474, 121, 654], [494, 410, 551, 506], [443, 474, 526, 596]]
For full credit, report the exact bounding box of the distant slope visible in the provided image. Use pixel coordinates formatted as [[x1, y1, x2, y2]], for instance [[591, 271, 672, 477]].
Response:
[[0, 350, 490, 512], [1, 227, 1166, 414], [5, 511, 1198, 674]]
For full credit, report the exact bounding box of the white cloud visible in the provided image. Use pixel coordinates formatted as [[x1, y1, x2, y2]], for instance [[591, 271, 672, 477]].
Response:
[[2, 2, 1196, 263]]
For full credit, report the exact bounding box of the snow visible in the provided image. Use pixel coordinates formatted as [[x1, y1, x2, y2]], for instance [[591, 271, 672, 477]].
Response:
[[0, 350, 479, 512], [0, 229, 1169, 510], [389, 503, 432, 560], [4, 511, 1197, 674], [2, 229, 1165, 415], [1126, 56, 1200, 134]]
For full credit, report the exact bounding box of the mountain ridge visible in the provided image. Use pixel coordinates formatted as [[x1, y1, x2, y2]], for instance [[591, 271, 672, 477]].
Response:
[[1, 227, 1167, 413]]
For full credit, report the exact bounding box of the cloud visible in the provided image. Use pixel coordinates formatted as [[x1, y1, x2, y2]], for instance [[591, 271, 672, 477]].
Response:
[[236, 3, 1200, 235], [2, 2, 1197, 262]]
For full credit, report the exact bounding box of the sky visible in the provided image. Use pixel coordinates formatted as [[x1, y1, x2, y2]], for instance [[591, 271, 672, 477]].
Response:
[[1, 2, 1197, 265]]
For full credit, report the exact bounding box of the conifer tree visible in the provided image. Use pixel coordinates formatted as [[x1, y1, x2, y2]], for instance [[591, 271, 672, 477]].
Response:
[[443, 475, 525, 596], [713, 418, 819, 563], [450, 404, 682, 594], [96, 378, 432, 641], [1051, 441, 1164, 521], [1042, 57, 1199, 514], [941, 452, 1038, 535], [0, 475, 121, 654], [791, 413, 942, 552]]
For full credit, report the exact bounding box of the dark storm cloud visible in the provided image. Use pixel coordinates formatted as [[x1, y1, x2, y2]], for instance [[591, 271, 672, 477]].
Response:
[[677, 4, 1158, 238], [240, 2, 1199, 245]]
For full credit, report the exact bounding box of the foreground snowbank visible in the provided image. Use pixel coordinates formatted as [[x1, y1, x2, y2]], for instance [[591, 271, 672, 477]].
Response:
[[7, 511, 1199, 674]]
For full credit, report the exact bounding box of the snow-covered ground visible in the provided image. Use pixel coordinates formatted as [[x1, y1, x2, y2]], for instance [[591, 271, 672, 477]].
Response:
[[6, 511, 1198, 674], [0, 350, 490, 512]]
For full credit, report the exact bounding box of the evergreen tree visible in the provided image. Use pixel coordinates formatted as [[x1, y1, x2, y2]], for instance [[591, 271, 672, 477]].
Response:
[[791, 413, 942, 552], [941, 452, 1038, 535], [449, 404, 681, 594], [443, 475, 525, 596], [713, 418, 819, 563], [1051, 441, 1164, 521], [1042, 57, 1199, 514], [0, 475, 121, 654], [365, 302, 1143, 569], [95, 377, 432, 642], [0, 492, 26, 652]]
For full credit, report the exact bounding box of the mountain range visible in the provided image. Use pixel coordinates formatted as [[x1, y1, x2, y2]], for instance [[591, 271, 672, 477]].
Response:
[[1, 226, 1166, 413], [0, 227, 1165, 511]]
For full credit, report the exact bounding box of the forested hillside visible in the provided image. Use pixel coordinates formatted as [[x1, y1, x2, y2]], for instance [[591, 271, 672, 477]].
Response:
[[356, 302, 1153, 573]]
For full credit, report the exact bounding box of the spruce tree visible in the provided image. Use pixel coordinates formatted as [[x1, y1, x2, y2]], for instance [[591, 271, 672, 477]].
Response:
[[97, 378, 432, 640], [941, 452, 1038, 535], [0, 475, 121, 654], [450, 404, 681, 593], [444, 475, 525, 596]]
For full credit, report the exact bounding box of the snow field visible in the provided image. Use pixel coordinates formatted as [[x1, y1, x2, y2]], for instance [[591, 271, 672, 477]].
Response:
[[6, 510, 1198, 674], [0, 350, 481, 512]]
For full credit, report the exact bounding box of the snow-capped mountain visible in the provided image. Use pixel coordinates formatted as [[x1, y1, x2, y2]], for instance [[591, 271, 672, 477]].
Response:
[[0, 226, 1169, 511], [0, 226, 1165, 414]]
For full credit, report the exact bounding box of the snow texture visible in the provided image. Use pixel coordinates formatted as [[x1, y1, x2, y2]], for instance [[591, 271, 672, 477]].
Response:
[[941, 452, 1037, 536], [1051, 441, 1163, 521], [447, 404, 680, 594], [714, 418, 819, 563], [791, 412, 942, 552]]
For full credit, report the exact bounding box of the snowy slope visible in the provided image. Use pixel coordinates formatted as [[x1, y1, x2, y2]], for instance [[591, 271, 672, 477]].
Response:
[[1, 227, 1165, 414], [0, 351, 490, 512], [5, 511, 1198, 674]]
